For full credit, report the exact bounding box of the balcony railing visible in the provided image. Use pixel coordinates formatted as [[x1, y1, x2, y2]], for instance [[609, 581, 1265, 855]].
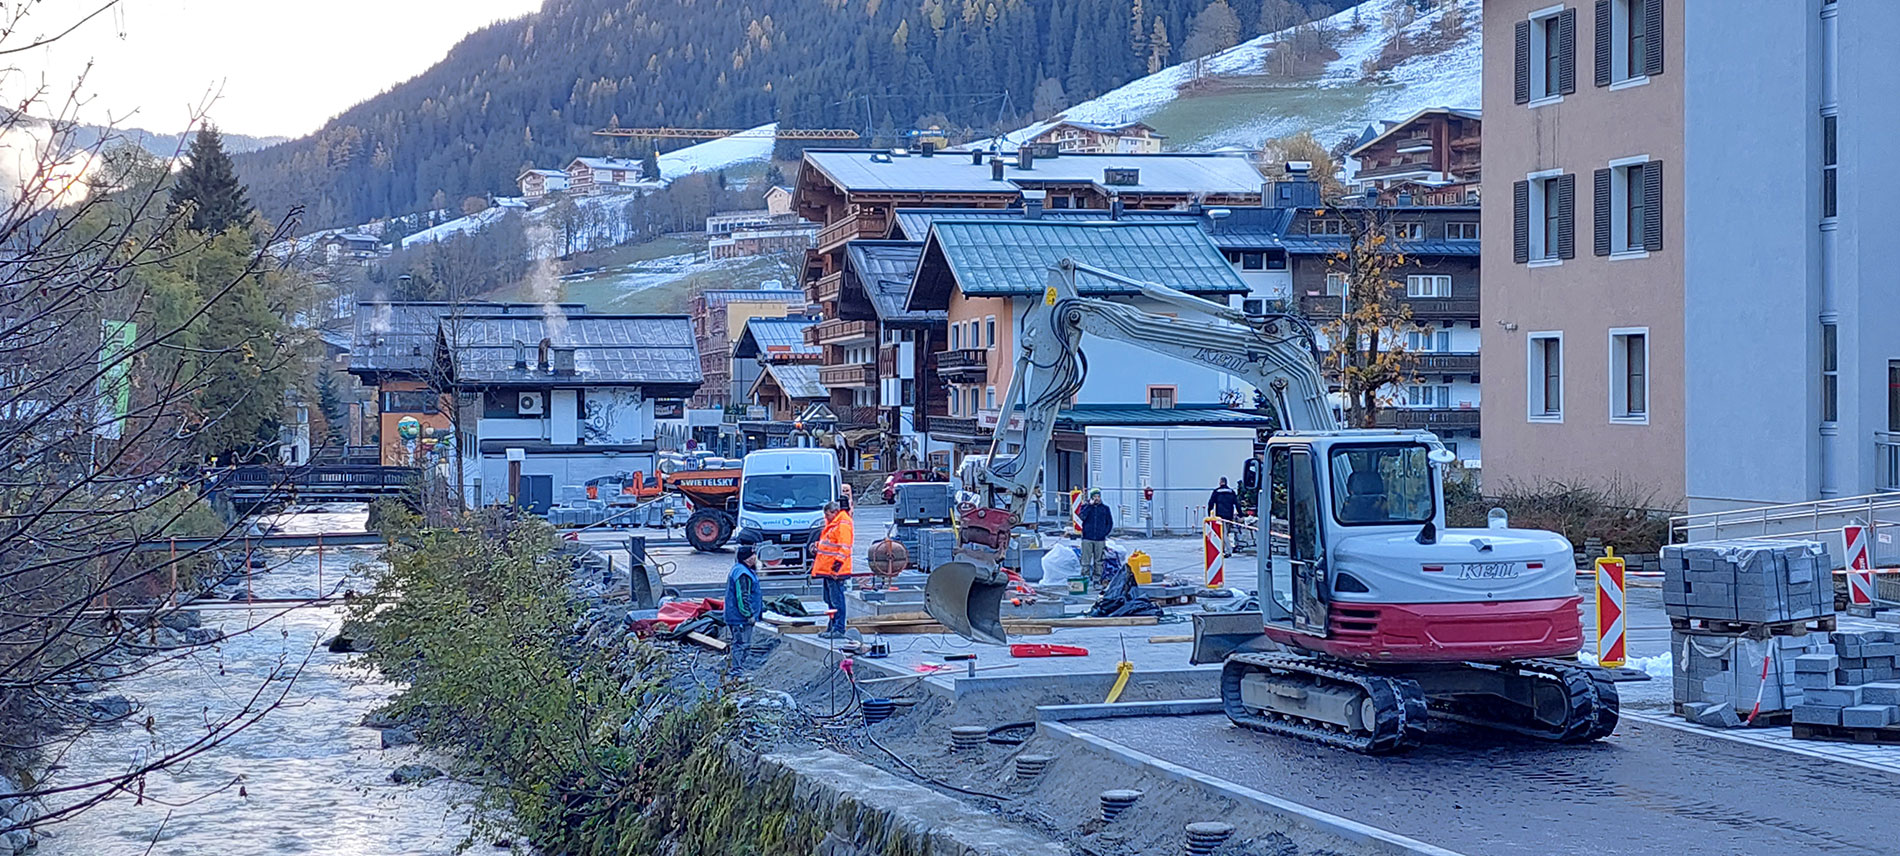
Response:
[[1373, 408, 1481, 431], [935, 348, 988, 381], [926, 416, 985, 439], [817, 362, 877, 388], [1299, 295, 1479, 320], [806, 318, 878, 345], [1413, 353, 1480, 374], [811, 271, 845, 303], [1879, 432, 1900, 493], [816, 214, 887, 252]]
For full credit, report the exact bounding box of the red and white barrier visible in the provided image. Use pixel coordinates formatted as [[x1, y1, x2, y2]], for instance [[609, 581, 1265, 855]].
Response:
[[1595, 548, 1626, 669], [1846, 523, 1875, 607], [1203, 516, 1225, 588], [1069, 489, 1084, 536]]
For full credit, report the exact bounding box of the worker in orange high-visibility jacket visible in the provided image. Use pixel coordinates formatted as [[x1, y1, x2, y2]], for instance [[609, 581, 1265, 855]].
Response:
[[811, 500, 855, 638]]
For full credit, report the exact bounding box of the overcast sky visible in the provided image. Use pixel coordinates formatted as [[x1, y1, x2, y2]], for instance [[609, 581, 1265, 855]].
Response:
[[12, 0, 544, 138]]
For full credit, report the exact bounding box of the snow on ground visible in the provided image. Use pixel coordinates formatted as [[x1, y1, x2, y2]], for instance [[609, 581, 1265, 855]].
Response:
[[656, 122, 776, 180], [399, 205, 512, 249], [985, 0, 1480, 153]]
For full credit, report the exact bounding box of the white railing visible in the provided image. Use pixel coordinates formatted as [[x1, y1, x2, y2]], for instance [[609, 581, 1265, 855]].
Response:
[[1878, 431, 1900, 493], [1670, 490, 1900, 607]]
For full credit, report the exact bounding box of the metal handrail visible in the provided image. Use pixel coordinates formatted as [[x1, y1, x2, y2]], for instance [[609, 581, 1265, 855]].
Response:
[[1669, 490, 1900, 531]]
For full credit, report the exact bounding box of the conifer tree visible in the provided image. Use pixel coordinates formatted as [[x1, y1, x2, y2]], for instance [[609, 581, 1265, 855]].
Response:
[[170, 126, 253, 234]]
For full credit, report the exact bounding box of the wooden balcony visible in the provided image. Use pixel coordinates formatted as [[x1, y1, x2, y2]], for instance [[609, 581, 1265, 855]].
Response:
[[935, 348, 988, 382], [811, 271, 845, 303], [1374, 408, 1481, 431], [877, 344, 902, 377], [816, 214, 887, 253], [817, 362, 877, 388], [1413, 353, 1480, 374], [1298, 295, 1479, 320], [806, 318, 878, 345], [926, 416, 986, 441]]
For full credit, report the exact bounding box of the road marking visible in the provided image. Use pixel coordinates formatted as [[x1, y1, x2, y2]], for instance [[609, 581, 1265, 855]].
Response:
[[1625, 711, 1900, 777], [1040, 721, 1467, 856]]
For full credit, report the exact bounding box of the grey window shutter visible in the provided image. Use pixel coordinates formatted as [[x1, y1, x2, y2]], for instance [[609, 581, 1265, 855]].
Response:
[[1558, 9, 1578, 95], [1513, 180, 1530, 263], [1595, 1, 1612, 87], [1556, 174, 1577, 260], [1644, 0, 1665, 76], [1593, 168, 1613, 256], [1643, 160, 1664, 251], [1514, 20, 1532, 104]]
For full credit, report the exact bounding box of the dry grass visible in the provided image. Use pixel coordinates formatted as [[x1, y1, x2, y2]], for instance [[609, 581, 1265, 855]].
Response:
[[1447, 476, 1674, 554]]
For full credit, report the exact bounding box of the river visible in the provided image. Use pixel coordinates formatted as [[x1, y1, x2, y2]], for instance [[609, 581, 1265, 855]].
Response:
[[38, 506, 476, 856]]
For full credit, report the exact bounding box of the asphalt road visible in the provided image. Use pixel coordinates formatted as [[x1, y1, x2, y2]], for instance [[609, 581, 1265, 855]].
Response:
[[1076, 713, 1900, 856]]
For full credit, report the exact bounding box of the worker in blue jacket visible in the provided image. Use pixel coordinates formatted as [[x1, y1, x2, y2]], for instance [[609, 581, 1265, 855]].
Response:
[[1077, 487, 1114, 577], [724, 534, 765, 674]]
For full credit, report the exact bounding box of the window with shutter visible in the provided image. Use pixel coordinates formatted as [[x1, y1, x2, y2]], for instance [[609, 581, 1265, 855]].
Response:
[[1555, 174, 1576, 260], [1515, 20, 1532, 104], [1543, 17, 1563, 98], [1642, 160, 1663, 251], [1593, 168, 1613, 256], [1624, 164, 1646, 251], [1643, 0, 1664, 76], [1513, 180, 1531, 264]]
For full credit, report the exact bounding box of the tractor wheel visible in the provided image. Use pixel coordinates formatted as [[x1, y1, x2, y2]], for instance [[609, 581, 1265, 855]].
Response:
[[686, 509, 731, 552]]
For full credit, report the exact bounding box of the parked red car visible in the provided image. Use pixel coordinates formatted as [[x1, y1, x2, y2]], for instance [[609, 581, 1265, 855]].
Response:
[[882, 469, 949, 503]]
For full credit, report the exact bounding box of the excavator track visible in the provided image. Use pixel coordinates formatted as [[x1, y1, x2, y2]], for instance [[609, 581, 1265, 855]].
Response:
[[1426, 659, 1620, 743], [1220, 653, 1429, 754]]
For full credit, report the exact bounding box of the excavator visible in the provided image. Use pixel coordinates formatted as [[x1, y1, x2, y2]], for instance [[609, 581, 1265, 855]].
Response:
[[925, 260, 1641, 754]]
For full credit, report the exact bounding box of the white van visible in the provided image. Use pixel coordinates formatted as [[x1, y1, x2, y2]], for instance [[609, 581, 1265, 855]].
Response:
[[736, 448, 842, 573]]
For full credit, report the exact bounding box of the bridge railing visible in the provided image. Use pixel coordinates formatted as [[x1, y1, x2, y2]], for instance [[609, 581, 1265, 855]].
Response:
[[210, 464, 418, 494]]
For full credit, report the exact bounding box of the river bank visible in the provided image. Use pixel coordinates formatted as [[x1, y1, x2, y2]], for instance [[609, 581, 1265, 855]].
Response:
[[30, 506, 475, 856]]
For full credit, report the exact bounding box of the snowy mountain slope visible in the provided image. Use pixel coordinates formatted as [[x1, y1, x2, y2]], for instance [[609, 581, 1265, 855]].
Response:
[[995, 0, 1480, 153], [655, 123, 776, 180]]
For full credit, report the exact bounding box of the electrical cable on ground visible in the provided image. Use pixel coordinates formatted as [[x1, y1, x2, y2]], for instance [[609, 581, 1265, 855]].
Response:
[[863, 732, 1009, 801]]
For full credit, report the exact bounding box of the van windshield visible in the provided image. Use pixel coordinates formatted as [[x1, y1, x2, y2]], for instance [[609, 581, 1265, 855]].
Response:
[[742, 474, 833, 512]]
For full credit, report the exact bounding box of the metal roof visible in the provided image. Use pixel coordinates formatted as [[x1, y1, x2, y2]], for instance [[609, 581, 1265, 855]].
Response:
[[351, 301, 587, 377], [888, 207, 1191, 240], [801, 149, 1266, 197], [697, 289, 808, 305], [733, 316, 821, 359], [757, 363, 825, 400], [1198, 206, 1480, 256], [445, 314, 700, 391], [1057, 404, 1276, 428], [907, 220, 1246, 310], [843, 241, 942, 325]]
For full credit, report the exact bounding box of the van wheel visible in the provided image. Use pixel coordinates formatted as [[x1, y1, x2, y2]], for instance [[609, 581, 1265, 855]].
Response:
[[686, 509, 731, 552]]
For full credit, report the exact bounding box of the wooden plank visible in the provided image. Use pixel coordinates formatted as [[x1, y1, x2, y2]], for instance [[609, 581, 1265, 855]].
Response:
[[1034, 616, 1159, 628], [856, 623, 1053, 636], [1147, 635, 1194, 644], [684, 631, 729, 652], [770, 623, 825, 635]]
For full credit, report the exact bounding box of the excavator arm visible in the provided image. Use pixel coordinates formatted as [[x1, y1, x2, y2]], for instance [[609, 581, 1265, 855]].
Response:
[[926, 259, 1339, 643]]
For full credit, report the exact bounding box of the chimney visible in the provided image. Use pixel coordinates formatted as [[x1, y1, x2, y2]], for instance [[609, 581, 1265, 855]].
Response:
[[1110, 193, 1125, 220], [1022, 190, 1045, 220], [537, 337, 552, 372], [990, 157, 1005, 181], [920, 142, 935, 157], [971, 149, 986, 166], [552, 347, 577, 376], [1018, 146, 1035, 171], [513, 340, 528, 370]]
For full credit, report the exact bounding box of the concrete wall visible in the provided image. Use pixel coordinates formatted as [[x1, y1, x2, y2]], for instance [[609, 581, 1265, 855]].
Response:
[[1481, 0, 1686, 506]]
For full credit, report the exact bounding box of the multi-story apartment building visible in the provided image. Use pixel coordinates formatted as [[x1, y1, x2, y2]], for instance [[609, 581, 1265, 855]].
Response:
[[1346, 107, 1483, 203], [791, 147, 1266, 468], [1025, 120, 1167, 154], [1484, 0, 1899, 512], [685, 288, 808, 409]]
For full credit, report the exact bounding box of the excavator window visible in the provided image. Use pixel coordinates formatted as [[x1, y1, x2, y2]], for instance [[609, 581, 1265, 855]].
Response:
[[1328, 445, 1435, 526], [1265, 446, 1322, 626]]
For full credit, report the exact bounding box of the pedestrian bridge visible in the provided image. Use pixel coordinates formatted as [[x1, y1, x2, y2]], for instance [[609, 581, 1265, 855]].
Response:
[[205, 464, 417, 504]]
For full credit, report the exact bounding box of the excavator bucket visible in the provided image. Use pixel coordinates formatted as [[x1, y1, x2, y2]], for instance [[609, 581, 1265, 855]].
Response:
[[925, 561, 1009, 646]]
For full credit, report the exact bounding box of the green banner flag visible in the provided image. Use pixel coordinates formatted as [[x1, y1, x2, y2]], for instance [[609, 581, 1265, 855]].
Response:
[[95, 319, 135, 440]]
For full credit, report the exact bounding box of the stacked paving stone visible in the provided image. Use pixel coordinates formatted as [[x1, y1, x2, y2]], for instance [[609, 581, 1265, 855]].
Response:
[[1661, 539, 1833, 623], [1791, 631, 1900, 731], [1663, 539, 1836, 725]]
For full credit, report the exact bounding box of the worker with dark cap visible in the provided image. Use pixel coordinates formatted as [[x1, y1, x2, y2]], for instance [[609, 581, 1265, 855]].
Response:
[[724, 532, 765, 674]]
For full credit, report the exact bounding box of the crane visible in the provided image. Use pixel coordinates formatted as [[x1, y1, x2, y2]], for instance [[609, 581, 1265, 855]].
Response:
[[590, 127, 860, 140], [924, 259, 1642, 754]]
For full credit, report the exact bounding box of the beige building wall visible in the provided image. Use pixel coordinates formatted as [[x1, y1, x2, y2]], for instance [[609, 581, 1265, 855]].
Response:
[[1480, 0, 1687, 508]]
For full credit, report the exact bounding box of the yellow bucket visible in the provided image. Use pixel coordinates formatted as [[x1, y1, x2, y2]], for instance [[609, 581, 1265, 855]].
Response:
[[1127, 550, 1152, 585]]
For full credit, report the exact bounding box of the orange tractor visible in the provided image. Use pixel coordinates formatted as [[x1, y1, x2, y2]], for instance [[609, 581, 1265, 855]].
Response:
[[582, 467, 742, 551]]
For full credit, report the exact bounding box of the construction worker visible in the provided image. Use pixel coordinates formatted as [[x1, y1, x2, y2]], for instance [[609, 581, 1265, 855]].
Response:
[[724, 535, 764, 674], [811, 500, 855, 638], [1077, 487, 1113, 577], [1208, 477, 1240, 523]]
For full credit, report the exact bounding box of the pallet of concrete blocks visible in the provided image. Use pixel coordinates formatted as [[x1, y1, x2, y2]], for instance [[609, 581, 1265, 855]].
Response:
[[1661, 539, 1836, 627], [892, 482, 954, 523], [914, 527, 959, 570], [1791, 630, 1900, 741], [1673, 629, 1824, 727]]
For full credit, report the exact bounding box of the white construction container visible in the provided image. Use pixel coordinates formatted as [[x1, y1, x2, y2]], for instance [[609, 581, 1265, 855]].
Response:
[[1082, 426, 1255, 535]]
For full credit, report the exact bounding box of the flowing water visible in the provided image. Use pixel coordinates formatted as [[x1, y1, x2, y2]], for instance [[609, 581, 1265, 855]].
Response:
[[38, 506, 476, 856]]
